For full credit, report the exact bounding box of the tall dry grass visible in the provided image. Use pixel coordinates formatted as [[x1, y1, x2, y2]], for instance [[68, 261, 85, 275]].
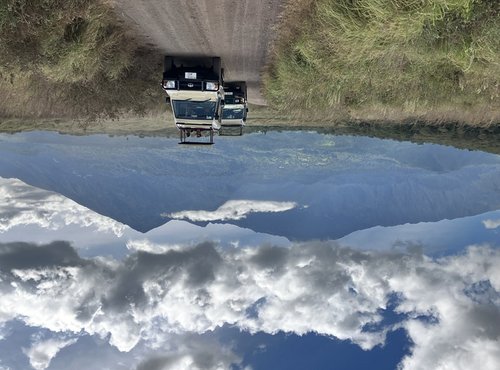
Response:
[[0, 0, 164, 120], [265, 0, 500, 126]]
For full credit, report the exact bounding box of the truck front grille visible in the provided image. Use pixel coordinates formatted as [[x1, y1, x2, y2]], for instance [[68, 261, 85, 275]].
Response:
[[179, 81, 203, 90]]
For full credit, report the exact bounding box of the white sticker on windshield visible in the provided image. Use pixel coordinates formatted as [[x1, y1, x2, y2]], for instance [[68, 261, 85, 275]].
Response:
[[185, 72, 197, 79]]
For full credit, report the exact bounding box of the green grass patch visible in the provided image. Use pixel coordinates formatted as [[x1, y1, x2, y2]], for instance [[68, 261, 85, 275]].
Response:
[[0, 0, 164, 120], [265, 0, 500, 125], [0, 0, 131, 83]]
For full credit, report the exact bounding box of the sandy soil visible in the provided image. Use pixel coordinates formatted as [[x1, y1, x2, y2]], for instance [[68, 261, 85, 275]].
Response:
[[111, 0, 285, 105]]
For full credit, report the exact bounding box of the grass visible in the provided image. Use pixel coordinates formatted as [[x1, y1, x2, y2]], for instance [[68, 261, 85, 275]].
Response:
[[1, 0, 498, 128], [0, 0, 164, 121], [265, 0, 500, 126]]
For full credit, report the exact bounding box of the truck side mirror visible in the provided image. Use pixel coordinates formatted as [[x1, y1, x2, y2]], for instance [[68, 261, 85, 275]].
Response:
[[165, 96, 170, 104]]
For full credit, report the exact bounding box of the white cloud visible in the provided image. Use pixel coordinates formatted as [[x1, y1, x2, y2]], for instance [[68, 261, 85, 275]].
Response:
[[165, 200, 297, 222], [126, 239, 185, 254], [1, 241, 499, 370], [23, 337, 77, 370], [0, 178, 291, 254], [135, 335, 245, 370], [391, 245, 500, 370], [483, 219, 500, 229], [0, 178, 125, 236]]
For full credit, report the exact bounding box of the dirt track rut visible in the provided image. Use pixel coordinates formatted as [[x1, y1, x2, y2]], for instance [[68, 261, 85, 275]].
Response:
[[113, 0, 285, 105]]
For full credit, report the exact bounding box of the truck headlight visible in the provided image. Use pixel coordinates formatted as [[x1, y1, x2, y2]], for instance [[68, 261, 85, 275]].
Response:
[[205, 82, 219, 91], [163, 80, 176, 89]]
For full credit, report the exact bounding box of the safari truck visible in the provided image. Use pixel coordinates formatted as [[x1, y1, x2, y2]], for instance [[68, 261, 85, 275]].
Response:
[[220, 81, 248, 136], [161, 56, 224, 143]]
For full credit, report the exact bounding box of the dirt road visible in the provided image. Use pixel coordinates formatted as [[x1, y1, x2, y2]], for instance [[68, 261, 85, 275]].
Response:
[[112, 0, 285, 105]]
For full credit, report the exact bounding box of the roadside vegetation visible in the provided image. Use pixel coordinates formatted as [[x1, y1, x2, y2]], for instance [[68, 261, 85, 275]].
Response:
[[0, 0, 163, 121], [265, 0, 500, 126]]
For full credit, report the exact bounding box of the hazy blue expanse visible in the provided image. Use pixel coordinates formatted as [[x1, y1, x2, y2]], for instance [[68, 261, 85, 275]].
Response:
[[0, 131, 499, 238], [0, 130, 499, 370]]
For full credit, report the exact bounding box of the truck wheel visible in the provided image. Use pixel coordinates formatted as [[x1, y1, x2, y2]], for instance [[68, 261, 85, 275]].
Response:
[[164, 56, 174, 73], [212, 57, 221, 81]]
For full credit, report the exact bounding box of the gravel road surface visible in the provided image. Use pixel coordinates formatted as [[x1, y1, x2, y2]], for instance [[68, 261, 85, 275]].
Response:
[[113, 0, 285, 105]]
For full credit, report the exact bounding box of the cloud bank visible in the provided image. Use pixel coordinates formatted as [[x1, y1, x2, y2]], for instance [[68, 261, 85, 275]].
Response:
[[0, 176, 291, 255], [0, 178, 125, 236], [0, 241, 499, 370], [165, 200, 298, 222]]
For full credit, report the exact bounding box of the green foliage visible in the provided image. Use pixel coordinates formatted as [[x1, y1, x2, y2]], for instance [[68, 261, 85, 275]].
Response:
[[266, 0, 500, 122]]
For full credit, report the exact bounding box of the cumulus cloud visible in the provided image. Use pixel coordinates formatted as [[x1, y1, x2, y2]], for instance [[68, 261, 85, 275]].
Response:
[[391, 247, 500, 370], [483, 219, 500, 229], [135, 335, 245, 370], [23, 337, 77, 370], [165, 200, 297, 222], [0, 177, 125, 236], [0, 241, 499, 370]]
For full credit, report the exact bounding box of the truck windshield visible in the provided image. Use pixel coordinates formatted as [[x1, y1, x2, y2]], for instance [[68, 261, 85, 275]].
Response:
[[222, 108, 244, 119], [172, 100, 216, 120]]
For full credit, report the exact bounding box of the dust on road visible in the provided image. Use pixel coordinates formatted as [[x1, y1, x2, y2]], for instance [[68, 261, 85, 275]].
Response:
[[112, 0, 285, 105]]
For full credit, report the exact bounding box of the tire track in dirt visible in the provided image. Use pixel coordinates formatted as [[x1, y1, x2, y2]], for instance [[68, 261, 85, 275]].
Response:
[[112, 0, 285, 105]]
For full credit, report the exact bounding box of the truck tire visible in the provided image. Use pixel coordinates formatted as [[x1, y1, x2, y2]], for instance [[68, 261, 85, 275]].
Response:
[[164, 56, 174, 73], [212, 57, 221, 81]]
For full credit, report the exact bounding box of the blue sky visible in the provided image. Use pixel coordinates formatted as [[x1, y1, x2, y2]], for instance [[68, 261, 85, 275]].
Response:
[[0, 131, 499, 370]]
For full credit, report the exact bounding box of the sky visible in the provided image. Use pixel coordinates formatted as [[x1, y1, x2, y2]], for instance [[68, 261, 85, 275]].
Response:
[[0, 130, 499, 370]]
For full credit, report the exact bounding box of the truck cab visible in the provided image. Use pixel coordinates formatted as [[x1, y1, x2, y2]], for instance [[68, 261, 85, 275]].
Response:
[[161, 57, 224, 136], [220, 81, 248, 135]]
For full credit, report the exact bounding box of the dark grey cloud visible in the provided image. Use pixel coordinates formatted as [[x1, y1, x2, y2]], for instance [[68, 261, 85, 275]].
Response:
[[103, 242, 222, 312], [0, 241, 85, 273], [137, 356, 179, 370], [249, 245, 288, 272]]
